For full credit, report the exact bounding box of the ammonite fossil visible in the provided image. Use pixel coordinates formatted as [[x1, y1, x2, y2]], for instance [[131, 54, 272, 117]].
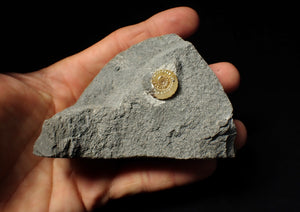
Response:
[[151, 69, 178, 100]]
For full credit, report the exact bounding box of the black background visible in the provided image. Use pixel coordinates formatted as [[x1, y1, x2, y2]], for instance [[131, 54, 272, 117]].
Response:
[[1, 1, 299, 211]]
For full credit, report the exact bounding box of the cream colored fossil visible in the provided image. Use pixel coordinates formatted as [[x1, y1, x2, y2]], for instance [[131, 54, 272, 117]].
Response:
[[151, 69, 178, 100]]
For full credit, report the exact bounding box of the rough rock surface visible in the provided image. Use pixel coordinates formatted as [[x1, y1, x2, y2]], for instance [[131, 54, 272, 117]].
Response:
[[33, 34, 236, 159]]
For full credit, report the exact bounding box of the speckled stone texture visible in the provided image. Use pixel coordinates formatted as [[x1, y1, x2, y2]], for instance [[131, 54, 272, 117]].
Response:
[[33, 34, 236, 159]]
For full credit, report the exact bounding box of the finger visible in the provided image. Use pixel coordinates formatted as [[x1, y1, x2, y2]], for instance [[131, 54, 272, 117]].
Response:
[[36, 7, 199, 109], [234, 119, 247, 150], [72, 6, 199, 77], [107, 159, 216, 200], [209, 62, 240, 93], [208, 63, 246, 147]]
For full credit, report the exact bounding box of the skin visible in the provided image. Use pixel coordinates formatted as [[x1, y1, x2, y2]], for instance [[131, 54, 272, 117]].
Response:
[[0, 7, 247, 212]]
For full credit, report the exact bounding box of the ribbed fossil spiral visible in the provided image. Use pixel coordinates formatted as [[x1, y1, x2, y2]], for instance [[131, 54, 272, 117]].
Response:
[[151, 69, 178, 100]]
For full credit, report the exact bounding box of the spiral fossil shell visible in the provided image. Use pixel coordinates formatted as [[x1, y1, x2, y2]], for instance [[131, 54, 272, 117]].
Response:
[[151, 69, 178, 100]]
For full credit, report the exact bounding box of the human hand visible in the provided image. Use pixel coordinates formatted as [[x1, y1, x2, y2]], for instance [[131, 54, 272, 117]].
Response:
[[0, 7, 247, 211]]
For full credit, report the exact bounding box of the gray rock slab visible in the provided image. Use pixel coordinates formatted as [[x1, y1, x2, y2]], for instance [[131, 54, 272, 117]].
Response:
[[33, 34, 236, 159]]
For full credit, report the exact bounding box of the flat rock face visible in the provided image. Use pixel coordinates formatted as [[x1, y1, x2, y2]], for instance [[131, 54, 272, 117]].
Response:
[[33, 34, 236, 159]]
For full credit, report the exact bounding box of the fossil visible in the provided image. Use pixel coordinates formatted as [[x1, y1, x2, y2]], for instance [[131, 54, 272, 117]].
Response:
[[151, 69, 178, 100]]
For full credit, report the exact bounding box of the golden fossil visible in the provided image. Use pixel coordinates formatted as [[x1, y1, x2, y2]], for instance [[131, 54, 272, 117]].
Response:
[[151, 69, 178, 100]]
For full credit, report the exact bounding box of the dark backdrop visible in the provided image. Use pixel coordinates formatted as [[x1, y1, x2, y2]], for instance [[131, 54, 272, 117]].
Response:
[[2, 1, 299, 211]]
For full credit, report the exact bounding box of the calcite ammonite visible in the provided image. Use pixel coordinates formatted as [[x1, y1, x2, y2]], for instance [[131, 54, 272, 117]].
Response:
[[151, 69, 178, 100]]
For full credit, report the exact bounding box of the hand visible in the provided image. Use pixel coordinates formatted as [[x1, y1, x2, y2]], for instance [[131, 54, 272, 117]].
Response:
[[0, 7, 247, 211]]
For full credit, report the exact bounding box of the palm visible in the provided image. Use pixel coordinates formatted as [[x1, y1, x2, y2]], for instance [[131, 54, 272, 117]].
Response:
[[0, 7, 246, 212]]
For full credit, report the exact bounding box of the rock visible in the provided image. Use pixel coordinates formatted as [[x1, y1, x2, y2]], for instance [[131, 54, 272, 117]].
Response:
[[33, 34, 236, 159]]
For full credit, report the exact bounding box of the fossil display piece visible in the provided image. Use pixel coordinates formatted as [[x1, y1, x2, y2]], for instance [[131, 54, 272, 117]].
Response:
[[33, 34, 236, 159]]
